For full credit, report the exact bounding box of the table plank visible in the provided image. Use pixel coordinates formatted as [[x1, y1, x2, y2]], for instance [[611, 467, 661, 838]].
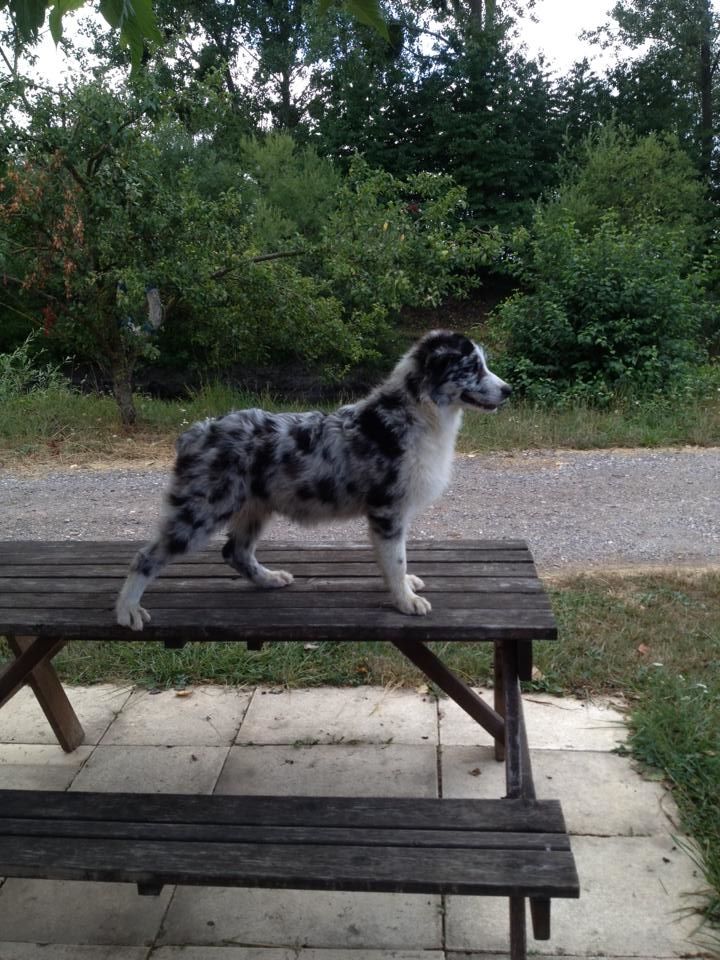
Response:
[[0, 540, 557, 642]]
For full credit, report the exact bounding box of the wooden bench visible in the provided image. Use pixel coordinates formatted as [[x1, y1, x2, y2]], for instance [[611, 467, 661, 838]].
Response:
[[0, 539, 579, 959]]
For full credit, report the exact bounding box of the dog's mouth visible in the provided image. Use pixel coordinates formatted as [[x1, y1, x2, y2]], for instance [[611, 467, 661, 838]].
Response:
[[461, 391, 503, 411]]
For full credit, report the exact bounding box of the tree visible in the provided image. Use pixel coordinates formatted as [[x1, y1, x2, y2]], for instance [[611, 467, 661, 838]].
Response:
[[1, 0, 388, 73], [590, 0, 720, 182], [0, 80, 252, 424]]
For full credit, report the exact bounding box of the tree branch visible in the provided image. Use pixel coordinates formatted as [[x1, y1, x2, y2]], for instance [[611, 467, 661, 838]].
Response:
[[211, 249, 303, 280]]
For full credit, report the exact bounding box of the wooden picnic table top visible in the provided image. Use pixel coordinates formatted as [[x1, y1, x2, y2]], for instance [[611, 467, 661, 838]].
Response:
[[0, 539, 557, 644]]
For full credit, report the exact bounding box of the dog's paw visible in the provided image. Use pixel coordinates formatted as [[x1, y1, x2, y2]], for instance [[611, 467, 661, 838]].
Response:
[[394, 592, 432, 616], [405, 574, 425, 592], [116, 600, 151, 632], [255, 568, 294, 589]]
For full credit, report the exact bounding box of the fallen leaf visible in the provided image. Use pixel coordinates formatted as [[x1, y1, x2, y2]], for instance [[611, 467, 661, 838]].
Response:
[[304, 642, 319, 650], [175, 689, 193, 698], [468, 767, 482, 777], [531, 666, 544, 681], [416, 682, 429, 695], [637, 643, 651, 656]]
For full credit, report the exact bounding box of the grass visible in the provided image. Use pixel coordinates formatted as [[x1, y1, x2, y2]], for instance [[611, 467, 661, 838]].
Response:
[[1, 571, 718, 935], [0, 376, 719, 468]]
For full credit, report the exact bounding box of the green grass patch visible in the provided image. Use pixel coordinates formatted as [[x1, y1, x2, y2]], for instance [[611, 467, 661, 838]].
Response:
[[1, 373, 719, 466]]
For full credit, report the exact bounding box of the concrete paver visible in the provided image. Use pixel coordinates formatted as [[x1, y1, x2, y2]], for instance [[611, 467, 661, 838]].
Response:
[[100, 686, 252, 746], [0, 683, 713, 959], [446, 835, 705, 956], [439, 689, 627, 750], [70, 744, 229, 793], [0, 684, 132, 745], [216, 742, 438, 796], [0, 878, 173, 945], [0, 947, 147, 960], [441, 744, 677, 836], [0, 742, 94, 790], [238, 686, 437, 744], [159, 887, 442, 950]]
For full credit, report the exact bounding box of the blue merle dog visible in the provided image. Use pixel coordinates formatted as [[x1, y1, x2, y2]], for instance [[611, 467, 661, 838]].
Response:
[[116, 330, 511, 629]]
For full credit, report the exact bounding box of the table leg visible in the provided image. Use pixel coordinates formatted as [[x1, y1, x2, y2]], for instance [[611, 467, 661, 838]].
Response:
[[509, 895, 527, 960], [392, 638, 504, 741], [4, 636, 84, 752], [493, 640, 505, 762]]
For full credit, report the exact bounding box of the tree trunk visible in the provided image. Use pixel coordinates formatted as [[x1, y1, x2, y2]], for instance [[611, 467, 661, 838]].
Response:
[[699, 36, 713, 182], [112, 363, 137, 428]]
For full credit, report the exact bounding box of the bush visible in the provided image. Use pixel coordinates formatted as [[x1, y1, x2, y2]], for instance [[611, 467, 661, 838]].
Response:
[[0, 333, 68, 402], [494, 212, 710, 404]]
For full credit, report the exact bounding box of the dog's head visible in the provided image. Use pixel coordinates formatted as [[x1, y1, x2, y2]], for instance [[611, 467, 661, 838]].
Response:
[[411, 330, 511, 412]]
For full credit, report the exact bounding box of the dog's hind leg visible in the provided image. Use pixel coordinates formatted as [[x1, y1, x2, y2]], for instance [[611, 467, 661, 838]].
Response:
[[116, 511, 214, 631], [368, 515, 431, 616], [222, 504, 294, 588]]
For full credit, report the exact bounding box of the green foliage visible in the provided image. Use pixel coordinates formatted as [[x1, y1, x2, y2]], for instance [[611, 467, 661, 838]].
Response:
[[495, 212, 709, 403], [629, 670, 720, 927], [491, 127, 713, 404], [548, 125, 709, 248], [239, 133, 341, 246], [317, 158, 502, 354], [0, 332, 66, 401]]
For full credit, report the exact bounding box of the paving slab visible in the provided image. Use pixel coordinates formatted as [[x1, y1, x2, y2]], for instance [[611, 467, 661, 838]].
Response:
[[441, 744, 677, 836], [160, 887, 442, 950], [0, 879, 171, 945], [101, 686, 252, 746], [151, 949, 443, 960], [0, 742, 94, 790], [0, 946, 147, 960], [216, 743, 438, 796], [238, 687, 437, 745], [70, 744, 229, 793], [446, 835, 706, 956], [0, 684, 132, 745], [439, 689, 627, 750]]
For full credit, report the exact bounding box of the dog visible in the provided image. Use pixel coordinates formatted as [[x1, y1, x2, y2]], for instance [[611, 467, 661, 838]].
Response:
[[115, 330, 511, 630]]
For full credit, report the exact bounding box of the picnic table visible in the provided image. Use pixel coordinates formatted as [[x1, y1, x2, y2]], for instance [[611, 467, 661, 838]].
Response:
[[0, 538, 579, 960]]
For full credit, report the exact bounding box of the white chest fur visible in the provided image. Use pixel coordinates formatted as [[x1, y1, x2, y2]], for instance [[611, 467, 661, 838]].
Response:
[[406, 406, 463, 511]]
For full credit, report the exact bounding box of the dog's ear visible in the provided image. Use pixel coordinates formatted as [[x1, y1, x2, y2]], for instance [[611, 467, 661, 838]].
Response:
[[425, 348, 462, 404]]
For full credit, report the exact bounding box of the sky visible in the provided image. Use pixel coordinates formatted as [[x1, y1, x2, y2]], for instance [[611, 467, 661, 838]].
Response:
[[30, 0, 617, 86]]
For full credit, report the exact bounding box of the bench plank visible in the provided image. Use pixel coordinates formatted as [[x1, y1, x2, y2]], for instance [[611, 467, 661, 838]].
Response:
[[0, 835, 579, 897], [0, 791, 568, 832], [0, 792, 579, 899]]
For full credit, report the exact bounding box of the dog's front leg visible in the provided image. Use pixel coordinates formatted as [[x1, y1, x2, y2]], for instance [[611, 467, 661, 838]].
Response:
[[369, 523, 431, 616]]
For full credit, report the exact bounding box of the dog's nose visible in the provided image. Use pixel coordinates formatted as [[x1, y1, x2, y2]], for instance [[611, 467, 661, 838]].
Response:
[[501, 384, 512, 398]]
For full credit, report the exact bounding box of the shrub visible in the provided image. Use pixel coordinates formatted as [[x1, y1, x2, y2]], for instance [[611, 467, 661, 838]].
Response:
[[494, 212, 710, 403], [0, 333, 68, 402]]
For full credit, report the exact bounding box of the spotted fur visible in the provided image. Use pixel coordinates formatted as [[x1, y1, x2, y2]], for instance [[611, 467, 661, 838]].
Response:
[[116, 330, 511, 629]]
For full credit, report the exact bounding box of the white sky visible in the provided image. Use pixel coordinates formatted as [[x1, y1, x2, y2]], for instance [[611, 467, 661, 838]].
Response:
[[29, 0, 615, 86]]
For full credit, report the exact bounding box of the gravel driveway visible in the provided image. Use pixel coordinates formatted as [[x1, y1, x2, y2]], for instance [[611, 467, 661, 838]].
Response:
[[2, 447, 718, 573]]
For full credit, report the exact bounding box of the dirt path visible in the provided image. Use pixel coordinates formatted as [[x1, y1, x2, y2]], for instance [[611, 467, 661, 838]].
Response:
[[2, 447, 719, 574]]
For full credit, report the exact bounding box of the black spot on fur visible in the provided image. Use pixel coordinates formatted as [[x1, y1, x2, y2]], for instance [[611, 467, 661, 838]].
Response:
[[357, 407, 403, 459], [174, 452, 195, 476], [367, 466, 398, 509], [282, 450, 302, 479], [293, 425, 314, 453], [368, 513, 398, 539], [377, 390, 404, 410], [250, 441, 276, 498], [316, 477, 336, 504], [222, 537, 235, 561], [165, 530, 190, 555], [346, 481, 358, 495], [208, 480, 232, 505], [296, 483, 314, 500], [167, 492, 188, 508], [405, 372, 421, 400]]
